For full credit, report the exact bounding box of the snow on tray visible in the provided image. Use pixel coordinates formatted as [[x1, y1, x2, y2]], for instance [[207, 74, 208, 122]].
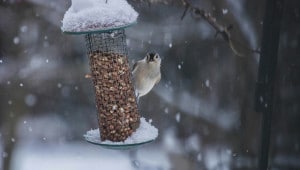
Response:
[[61, 0, 138, 32], [84, 117, 158, 145]]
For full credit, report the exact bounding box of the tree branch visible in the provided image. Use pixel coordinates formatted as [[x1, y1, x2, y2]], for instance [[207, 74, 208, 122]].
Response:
[[129, 0, 260, 56], [180, 0, 259, 57], [181, 2, 190, 20]]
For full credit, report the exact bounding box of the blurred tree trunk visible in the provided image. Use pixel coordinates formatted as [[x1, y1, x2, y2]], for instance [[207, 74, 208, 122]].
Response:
[[1, 85, 23, 170]]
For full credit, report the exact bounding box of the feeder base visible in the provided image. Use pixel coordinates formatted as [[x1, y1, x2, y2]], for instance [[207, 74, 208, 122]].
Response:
[[84, 117, 158, 150]]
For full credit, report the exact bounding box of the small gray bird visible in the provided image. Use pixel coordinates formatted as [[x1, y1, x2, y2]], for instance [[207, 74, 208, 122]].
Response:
[[132, 52, 161, 99]]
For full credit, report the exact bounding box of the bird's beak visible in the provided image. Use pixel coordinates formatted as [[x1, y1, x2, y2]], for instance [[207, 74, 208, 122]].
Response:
[[149, 57, 155, 62]]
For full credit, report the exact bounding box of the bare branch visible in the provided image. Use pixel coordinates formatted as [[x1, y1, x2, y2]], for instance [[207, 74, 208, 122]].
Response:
[[129, 0, 260, 56], [180, 0, 259, 57], [181, 3, 190, 20]]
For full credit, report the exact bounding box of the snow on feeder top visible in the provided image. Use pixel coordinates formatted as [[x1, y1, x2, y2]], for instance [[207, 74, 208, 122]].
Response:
[[61, 0, 138, 34], [61, 0, 158, 148]]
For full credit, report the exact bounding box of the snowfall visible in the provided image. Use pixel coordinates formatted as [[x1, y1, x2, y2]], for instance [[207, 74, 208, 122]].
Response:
[[1, 0, 299, 169], [61, 0, 138, 32]]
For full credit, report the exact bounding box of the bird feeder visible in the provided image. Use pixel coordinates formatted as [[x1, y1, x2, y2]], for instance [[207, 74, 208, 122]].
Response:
[[61, 0, 157, 148]]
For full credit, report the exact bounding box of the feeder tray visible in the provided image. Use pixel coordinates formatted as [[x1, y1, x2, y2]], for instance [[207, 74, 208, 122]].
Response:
[[84, 118, 158, 150], [86, 139, 155, 150]]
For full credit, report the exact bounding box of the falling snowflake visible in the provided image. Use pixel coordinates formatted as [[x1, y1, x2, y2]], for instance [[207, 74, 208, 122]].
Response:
[[259, 96, 264, 103], [57, 83, 62, 88], [25, 94, 37, 107], [222, 8, 228, 15], [197, 153, 202, 161], [13, 37, 20, 44], [164, 107, 169, 114], [8, 100, 13, 105], [2, 152, 8, 158], [175, 113, 181, 122], [20, 25, 28, 33], [11, 138, 15, 143], [205, 79, 210, 87]]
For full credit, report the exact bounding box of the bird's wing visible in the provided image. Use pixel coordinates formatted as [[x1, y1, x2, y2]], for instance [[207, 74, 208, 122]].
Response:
[[132, 61, 138, 72], [155, 73, 161, 84]]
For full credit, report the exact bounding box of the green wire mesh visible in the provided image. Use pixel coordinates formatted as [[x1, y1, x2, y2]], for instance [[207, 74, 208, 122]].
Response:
[[85, 29, 128, 56]]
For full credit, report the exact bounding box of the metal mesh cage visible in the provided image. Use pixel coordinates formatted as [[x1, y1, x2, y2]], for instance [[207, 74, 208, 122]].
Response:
[[85, 29, 140, 142], [85, 29, 128, 56]]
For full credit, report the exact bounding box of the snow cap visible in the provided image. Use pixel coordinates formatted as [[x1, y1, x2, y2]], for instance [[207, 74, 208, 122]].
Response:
[[62, 0, 138, 33]]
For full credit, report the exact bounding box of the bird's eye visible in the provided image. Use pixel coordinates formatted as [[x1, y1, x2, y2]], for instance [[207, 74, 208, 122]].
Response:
[[155, 55, 158, 59]]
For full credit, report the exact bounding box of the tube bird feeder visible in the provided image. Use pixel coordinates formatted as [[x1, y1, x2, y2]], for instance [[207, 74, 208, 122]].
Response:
[[61, 0, 157, 148]]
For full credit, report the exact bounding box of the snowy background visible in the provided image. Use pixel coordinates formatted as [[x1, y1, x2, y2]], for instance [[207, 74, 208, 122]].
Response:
[[0, 0, 299, 170]]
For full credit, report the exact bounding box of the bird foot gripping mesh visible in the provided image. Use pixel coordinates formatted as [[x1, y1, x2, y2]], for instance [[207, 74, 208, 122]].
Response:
[[85, 29, 140, 142]]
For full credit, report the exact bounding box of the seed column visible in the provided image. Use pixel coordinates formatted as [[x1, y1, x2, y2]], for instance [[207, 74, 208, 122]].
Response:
[[85, 29, 140, 142]]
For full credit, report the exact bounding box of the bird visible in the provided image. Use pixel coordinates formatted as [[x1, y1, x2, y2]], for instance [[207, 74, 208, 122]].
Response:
[[132, 52, 161, 99]]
